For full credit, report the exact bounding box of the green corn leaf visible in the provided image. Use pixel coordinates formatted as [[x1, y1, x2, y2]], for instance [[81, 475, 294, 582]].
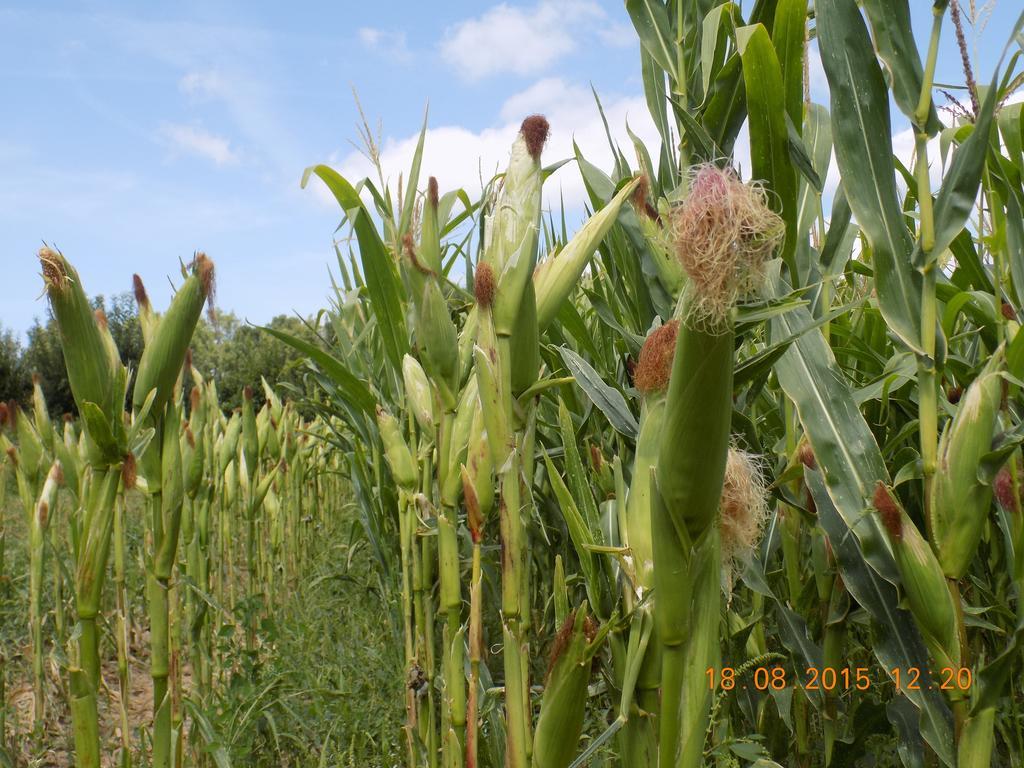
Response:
[[302, 164, 409, 371], [771, 291, 899, 584], [861, 0, 941, 134], [259, 325, 376, 416], [625, 0, 677, 83], [917, 71, 1000, 268], [79, 402, 121, 466], [886, 696, 927, 768], [639, 46, 678, 186], [397, 107, 428, 241], [819, 185, 853, 275], [816, 0, 922, 353], [543, 452, 601, 612], [557, 399, 603, 546], [556, 347, 638, 439], [668, 98, 722, 163], [771, 0, 807, 129], [700, 3, 740, 99], [701, 54, 747, 155], [787, 113, 822, 193], [737, 23, 799, 281], [806, 469, 955, 766]]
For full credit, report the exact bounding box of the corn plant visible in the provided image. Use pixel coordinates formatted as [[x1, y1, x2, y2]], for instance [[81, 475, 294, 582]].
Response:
[[38, 247, 141, 766], [131, 258, 215, 768], [276, 1, 1024, 765]]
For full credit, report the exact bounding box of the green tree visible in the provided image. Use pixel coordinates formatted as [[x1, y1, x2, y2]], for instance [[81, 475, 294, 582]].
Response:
[[0, 326, 30, 405], [191, 312, 319, 412], [22, 313, 74, 416]]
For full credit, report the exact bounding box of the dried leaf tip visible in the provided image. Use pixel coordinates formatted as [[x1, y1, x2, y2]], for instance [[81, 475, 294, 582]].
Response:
[[474, 262, 496, 308], [243, 385, 254, 402], [547, 610, 577, 678], [994, 468, 1017, 512], [427, 176, 439, 209], [38, 247, 68, 290], [520, 115, 550, 161], [1002, 302, 1016, 321], [191, 252, 216, 299], [32, 372, 41, 386], [462, 465, 483, 543], [132, 273, 150, 310], [634, 320, 679, 394], [122, 452, 137, 490], [797, 442, 816, 470], [190, 385, 201, 413], [632, 175, 660, 222], [0, 402, 7, 429], [872, 482, 902, 541], [94, 308, 109, 331]]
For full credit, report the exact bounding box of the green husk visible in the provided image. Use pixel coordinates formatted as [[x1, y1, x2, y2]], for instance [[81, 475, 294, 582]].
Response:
[[533, 606, 600, 768], [930, 350, 1004, 578]]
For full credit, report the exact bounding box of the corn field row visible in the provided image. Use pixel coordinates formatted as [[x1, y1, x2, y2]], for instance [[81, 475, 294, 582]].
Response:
[[1, 252, 345, 765], [4, 0, 1024, 766]]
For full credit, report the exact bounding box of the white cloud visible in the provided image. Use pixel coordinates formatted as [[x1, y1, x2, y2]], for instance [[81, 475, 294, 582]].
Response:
[[358, 27, 412, 62], [440, 0, 604, 81], [334, 78, 660, 213], [159, 122, 240, 166], [179, 70, 229, 99], [597, 21, 638, 49]]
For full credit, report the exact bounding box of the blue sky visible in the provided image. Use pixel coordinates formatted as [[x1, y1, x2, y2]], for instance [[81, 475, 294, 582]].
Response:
[[1, 1, 1020, 339]]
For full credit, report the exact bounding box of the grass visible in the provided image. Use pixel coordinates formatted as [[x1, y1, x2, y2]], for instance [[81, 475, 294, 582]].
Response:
[[1, 487, 405, 766]]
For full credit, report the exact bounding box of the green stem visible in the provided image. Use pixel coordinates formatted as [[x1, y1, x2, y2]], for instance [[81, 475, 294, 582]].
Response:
[[658, 643, 686, 768], [114, 497, 132, 768], [500, 449, 529, 768], [70, 667, 100, 768], [149, 570, 172, 768], [914, 9, 942, 538], [399, 492, 416, 768], [29, 512, 45, 733]]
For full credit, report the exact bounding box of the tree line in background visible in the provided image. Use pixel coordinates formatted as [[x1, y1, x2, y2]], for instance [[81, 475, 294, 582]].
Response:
[[0, 293, 320, 415]]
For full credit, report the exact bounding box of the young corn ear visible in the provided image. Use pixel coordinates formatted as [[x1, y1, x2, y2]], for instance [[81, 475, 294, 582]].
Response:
[[653, 163, 781, 767], [533, 175, 644, 331], [242, 386, 258, 485], [627, 320, 678, 590], [132, 254, 214, 417], [632, 181, 684, 297], [376, 406, 418, 490], [440, 377, 480, 508], [463, 406, 494, 525], [415, 278, 459, 398], [930, 350, 1004, 578], [219, 411, 242, 475], [532, 605, 600, 768], [874, 483, 961, 669], [31, 374, 53, 455], [486, 116, 548, 338], [38, 247, 121, 423], [402, 354, 435, 433]]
